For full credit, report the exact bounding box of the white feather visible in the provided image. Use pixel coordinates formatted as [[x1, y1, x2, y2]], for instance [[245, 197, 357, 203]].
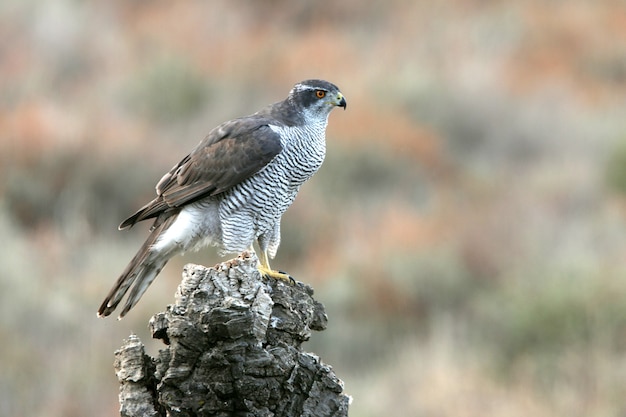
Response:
[[152, 201, 221, 255]]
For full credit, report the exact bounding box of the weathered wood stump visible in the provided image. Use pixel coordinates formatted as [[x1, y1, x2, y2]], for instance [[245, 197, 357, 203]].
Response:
[[113, 252, 350, 417]]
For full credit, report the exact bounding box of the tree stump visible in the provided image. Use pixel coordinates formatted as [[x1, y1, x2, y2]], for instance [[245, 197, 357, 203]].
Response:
[[113, 252, 350, 417]]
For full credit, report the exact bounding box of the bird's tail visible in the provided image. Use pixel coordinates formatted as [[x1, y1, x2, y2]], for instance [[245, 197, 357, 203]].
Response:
[[98, 215, 177, 319]]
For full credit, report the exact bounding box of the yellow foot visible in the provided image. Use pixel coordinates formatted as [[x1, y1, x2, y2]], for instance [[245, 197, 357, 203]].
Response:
[[257, 265, 295, 284]]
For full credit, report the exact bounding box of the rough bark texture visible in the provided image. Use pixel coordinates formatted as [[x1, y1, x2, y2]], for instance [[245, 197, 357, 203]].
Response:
[[114, 252, 350, 417]]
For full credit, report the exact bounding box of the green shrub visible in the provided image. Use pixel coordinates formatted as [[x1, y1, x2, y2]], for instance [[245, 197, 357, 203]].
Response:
[[605, 138, 626, 195], [124, 56, 208, 123]]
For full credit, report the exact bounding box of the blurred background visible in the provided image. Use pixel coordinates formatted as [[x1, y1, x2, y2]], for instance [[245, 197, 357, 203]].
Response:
[[2, 0, 626, 416]]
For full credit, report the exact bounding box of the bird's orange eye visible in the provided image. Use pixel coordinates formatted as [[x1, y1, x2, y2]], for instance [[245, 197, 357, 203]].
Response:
[[315, 90, 326, 98]]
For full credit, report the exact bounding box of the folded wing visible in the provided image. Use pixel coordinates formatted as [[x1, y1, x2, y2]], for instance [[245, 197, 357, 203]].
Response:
[[119, 117, 283, 230]]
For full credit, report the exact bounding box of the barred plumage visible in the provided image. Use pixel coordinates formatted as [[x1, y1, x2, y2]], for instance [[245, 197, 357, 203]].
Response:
[[98, 79, 346, 318]]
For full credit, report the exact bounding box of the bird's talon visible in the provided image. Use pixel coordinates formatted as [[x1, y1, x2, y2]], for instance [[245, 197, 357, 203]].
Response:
[[278, 271, 297, 285], [258, 266, 294, 284]]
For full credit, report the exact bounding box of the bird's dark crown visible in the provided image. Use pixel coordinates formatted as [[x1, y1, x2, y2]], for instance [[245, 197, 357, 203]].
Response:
[[293, 79, 340, 93], [289, 79, 341, 111]]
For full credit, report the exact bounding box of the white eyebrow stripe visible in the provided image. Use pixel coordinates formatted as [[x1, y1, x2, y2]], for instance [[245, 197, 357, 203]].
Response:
[[295, 84, 325, 91]]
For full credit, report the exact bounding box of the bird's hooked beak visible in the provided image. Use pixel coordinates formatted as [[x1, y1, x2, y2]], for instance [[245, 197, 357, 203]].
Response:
[[336, 92, 347, 110]]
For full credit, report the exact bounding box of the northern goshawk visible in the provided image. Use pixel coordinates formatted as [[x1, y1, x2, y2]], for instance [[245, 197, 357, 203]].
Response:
[[98, 79, 346, 318]]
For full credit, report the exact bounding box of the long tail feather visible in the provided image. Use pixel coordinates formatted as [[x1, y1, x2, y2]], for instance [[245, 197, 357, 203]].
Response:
[[98, 214, 177, 319], [118, 198, 169, 230], [117, 259, 168, 318]]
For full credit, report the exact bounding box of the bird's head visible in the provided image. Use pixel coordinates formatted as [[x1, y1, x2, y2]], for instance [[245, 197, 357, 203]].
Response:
[[289, 79, 346, 120]]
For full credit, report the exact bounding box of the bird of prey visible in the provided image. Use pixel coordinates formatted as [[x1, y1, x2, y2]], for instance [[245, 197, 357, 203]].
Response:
[[98, 79, 346, 319]]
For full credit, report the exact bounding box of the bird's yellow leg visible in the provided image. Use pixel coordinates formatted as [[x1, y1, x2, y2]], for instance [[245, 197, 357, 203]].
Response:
[[257, 249, 294, 284]]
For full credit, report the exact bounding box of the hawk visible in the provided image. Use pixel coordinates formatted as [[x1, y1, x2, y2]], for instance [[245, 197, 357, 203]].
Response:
[[98, 79, 346, 319]]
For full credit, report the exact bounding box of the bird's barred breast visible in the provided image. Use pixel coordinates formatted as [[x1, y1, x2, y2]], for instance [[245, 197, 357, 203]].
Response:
[[219, 123, 327, 243]]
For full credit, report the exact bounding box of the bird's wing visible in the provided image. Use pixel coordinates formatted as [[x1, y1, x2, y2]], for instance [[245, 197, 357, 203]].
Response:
[[119, 117, 283, 229]]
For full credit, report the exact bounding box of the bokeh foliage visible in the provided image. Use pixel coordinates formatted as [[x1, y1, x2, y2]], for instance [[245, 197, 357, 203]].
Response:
[[2, 1, 626, 416]]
